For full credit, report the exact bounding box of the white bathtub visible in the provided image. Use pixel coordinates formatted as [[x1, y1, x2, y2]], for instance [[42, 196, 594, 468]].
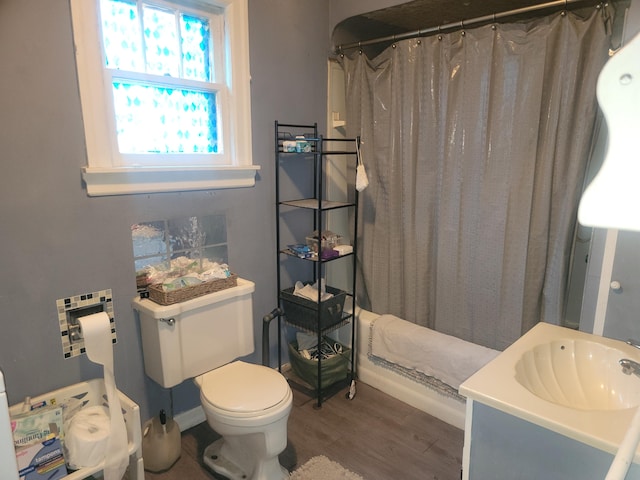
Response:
[[355, 308, 467, 430]]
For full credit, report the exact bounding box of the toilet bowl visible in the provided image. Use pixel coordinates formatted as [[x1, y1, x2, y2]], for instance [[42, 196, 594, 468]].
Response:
[[131, 279, 292, 480], [196, 361, 292, 480]]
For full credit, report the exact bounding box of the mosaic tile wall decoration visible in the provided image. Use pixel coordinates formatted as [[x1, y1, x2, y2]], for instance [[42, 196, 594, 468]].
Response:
[[57, 289, 115, 359]]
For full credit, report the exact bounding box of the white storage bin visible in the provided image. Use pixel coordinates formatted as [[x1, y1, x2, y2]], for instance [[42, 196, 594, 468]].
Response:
[[8, 379, 143, 480]]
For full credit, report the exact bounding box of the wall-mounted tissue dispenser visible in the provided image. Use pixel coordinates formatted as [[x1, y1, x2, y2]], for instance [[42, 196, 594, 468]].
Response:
[[56, 289, 116, 359]]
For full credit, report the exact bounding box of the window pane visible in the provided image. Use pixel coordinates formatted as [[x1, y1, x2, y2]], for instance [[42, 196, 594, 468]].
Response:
[[100, 0, 144, 71], [202, 245, 228, 264], [132, 221, 166, 257], [199, 214, 227, 244], [167, 216, 205, 253], [131, 214, 229, 284], [143, 5, 180, 77], [112, 81, 218, 154], [180, 14, 210, 81]]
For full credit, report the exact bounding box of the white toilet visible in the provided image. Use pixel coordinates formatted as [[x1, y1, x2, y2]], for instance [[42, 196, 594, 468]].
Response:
[[132, 278, 292, 480]]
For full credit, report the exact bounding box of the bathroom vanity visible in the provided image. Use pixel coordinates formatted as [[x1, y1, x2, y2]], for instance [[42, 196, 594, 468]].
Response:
[[463, 401, 640, 479], [459, 323, 640, 480]]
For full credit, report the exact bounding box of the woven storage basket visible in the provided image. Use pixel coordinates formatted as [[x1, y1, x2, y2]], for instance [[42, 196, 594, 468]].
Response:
[[136, 273, 150, 289], [147, 273, 238, 305]]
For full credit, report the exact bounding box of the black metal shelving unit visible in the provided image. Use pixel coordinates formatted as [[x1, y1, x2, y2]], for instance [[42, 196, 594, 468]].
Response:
[[274, 121, 359, 408]]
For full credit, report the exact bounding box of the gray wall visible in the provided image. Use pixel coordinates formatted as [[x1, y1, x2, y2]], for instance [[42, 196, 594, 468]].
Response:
[[0, 0, 329, 422], [329, 0, 409, 51], [329, 0, 407, 36], [2, 0, 635, 428]]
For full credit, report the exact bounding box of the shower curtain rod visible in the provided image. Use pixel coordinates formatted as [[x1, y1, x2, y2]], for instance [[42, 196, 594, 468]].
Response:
[[335, 0, 600, 53]]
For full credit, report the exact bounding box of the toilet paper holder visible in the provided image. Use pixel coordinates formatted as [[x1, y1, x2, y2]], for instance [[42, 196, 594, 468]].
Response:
[[67, 303, 108, 344], [70, 324, 83, 342]]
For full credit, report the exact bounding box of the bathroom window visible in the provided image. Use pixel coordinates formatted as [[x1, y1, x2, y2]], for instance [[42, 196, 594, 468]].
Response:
[[71, 0, 258, 196], [132, 214, 228, 286]]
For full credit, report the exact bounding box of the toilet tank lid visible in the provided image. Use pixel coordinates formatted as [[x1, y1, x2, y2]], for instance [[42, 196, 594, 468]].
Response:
[[131, 278, 255, 318], [197, 361, 290, 412]]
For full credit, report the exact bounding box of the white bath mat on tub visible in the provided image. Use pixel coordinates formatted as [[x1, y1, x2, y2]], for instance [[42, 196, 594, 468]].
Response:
[[370, 314, 500, 390]]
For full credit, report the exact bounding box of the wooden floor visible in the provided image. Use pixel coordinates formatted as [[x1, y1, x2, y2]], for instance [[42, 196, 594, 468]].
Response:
[[143, 381, 464, 480]]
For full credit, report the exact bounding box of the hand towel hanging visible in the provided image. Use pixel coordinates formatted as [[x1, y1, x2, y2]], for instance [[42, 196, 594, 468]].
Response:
[[355, 139, 369, 192]]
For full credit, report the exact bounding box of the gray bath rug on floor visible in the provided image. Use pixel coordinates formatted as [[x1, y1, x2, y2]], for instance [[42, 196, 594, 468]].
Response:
[[290, 455, 364, 480]]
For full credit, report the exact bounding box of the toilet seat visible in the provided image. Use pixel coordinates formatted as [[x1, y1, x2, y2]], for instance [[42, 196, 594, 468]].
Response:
[[197, 361, 291, 417]]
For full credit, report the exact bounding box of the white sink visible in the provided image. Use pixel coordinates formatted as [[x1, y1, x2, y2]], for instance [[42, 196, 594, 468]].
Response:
[[515, 339, 640, 410], [460, 323, 640, 462]]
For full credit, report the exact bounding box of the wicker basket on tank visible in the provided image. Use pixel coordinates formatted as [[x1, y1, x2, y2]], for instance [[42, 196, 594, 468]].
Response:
[[147, 273, 238, 305]]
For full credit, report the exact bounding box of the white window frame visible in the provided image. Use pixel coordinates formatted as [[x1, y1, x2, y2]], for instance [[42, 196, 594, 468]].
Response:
[[71, 0, 258, 196]]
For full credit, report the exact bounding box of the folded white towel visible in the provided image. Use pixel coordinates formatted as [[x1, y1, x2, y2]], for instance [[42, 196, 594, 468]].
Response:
[[293, 280, 333, 302], [370, 314, 500, 390]]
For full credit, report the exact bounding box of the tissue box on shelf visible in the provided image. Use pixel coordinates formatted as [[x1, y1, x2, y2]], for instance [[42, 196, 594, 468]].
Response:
[[11, 404, 67, 480], [15, 437, 67, 480], [294, 136, 312, 152], [305, 230, 342, 255], [333, 244, 353, 256], [11, 404, 64, 448], [282, 136, 312, 153], [282, 140, 297, 152]]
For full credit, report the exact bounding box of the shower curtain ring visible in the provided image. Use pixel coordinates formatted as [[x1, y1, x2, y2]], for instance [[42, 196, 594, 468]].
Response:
[[392, 34, 397, 48], [437, 25, 442, 41], [461, 20, 466, 36], [492, 13, 497, 30]]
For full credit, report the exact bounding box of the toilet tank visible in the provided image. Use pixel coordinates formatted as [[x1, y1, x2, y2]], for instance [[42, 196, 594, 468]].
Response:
[[132, 278, 255, 388]]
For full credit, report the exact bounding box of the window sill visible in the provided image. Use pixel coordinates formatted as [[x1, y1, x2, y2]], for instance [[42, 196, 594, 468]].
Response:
[[82, 165, 260, 196]]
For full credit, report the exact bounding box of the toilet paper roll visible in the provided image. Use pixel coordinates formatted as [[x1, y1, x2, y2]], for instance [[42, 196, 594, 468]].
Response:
[[65, 406, 111, 469], [78, 312, 129, 480]]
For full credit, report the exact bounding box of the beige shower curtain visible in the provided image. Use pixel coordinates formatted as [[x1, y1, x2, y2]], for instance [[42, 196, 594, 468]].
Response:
[[342, 6, 612, 350]]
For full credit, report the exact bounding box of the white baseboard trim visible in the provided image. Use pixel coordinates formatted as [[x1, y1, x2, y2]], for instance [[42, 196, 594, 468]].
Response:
[[174, 405, 206, 432]]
